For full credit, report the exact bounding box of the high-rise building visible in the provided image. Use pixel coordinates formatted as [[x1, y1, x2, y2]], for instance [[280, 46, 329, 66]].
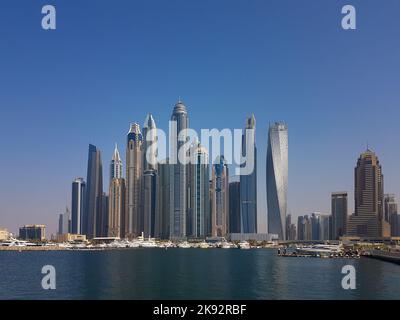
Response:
[[297, 215, 311, 241], [142, 114, 158, 238], [229, 181, 241, 234], [19, 225, 46, 241], [126, 123, 143, 238], [170, 100, 189, 240], [384, 194, 398, 236], [83, 144, 103, 239], [143, 169, 157, 238], [188, 141, 210, 238], [331, 192, 348, 240], [142, 114, 158, 172], [58, 213, 63, 235], [99, 193, 109, 237], [71, 177, 86, 235], [311, 212, 320, 240], [319, 214, 331, 241], [240, 115, 257, 234], [347, 149, 390, 238], [211, 156, 229, 238], [267, 122, 288, 240], [108, 145, 125, 238], [286, 214, 297, 240], [155, 160, 170, 239]]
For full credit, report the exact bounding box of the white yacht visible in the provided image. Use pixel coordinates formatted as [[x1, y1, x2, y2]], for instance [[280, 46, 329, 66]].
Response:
[[178, 241, 191, 248], [199, 241, 210, 249], [140, 238, 158, 248], [238, 241, 251, 250], [1, 238, 35, 247], [221, 242, 235, 249]]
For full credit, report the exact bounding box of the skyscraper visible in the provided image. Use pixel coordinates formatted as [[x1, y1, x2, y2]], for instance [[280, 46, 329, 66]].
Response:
[[331, 192, 348, 240], [108, 145, 125, 238], [142, 114, 158, 172], [188, 141, 210, 238], [319, 214, 331, 241], [347, 149, 390, 238], [71, 177, 86, 235], [99, 192, 109, 236], [110, 144, 123, 180], [267, 122, 288, 240], [286, 214, 297, 240], [142, 114, 158, 238], [311, 212, 320, 240], [83, 144, 103, 239], [384, 194, 398, 236], [240, 115, 257, 234], [211, 156, 229, 238], [229, 182, 241, 234], [126, 123, 143, 238], [155, 159, 170, 239], [170, 100, 189, 240]]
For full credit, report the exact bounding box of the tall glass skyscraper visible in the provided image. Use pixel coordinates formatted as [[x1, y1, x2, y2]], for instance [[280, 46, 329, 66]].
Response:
[[240, 115, 257, 234], [229, 181, 241, 234], [155, 159, 170, 239], [84, 144, 103, 239], [267, 122, 288, 240], [331, 191, 348, 240], [71, 177, 86, 235], [211, 156, 229, 237], [188, 141, 210, 238], [142, 114, 158, 238], [170, 100, 189, 240], [126, 123, 143, 238]]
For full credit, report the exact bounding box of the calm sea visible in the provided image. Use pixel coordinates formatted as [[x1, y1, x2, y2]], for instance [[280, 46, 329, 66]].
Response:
[[0, 248, 399, 300]]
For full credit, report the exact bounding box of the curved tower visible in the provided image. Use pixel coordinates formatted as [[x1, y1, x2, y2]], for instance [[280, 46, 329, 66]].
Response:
[[267, 122, 288, 240]]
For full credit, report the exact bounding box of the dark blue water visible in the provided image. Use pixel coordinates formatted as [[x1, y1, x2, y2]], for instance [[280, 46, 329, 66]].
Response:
[[0, 249, 399, 299]]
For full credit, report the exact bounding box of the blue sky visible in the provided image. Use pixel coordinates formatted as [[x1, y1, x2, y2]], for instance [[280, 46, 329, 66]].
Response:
[[0, 0, 399, 235]]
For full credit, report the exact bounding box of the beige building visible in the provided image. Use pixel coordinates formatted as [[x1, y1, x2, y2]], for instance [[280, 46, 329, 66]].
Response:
[[109, 178, 125, 238], [347, 149, 390, 238], [0, 228, 10, 241], [56, 233, 87, 242]]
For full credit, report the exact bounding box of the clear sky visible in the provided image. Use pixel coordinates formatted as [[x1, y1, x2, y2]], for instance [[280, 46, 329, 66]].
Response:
[[0, 0, 399, 235]]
